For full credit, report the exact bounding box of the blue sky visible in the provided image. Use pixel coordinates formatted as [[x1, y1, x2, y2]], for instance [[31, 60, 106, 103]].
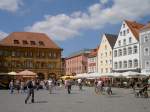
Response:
[[0, 0, 150, 57]]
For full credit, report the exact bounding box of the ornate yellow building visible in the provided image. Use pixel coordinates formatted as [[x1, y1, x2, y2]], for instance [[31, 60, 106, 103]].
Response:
[[0, 32, 62, 79]]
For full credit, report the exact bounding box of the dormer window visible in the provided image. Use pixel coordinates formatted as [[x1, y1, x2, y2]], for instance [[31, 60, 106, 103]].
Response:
[[14, 40, 19, 44], [123, 24, 125, 28], [30, 41, 36, 45], [39, 41, 45, 46], [22, 40, 28, 45]]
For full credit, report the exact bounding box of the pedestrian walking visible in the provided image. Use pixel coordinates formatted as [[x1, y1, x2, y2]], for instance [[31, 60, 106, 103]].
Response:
[[20, 81, 25, 94], [48, 78, 53, 94], [66, 79, 72, 94], [15, 80, 20, 94], [9, 80, 14, 94], [77, 78, 82, 90], [25, 80, 35, 104]]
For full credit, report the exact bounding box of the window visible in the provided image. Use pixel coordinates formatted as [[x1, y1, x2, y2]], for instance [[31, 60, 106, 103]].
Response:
[[14, 40, 19, 44], [23, 40, 28, 45], [123, 48, 127, 55], [123, 24, 125, 28], [119, 61, 122, 69], [144, 35, 148, 42], [129, 37, 132, 43], [128, 47, 132, 55], [120, 31, 122, 36], [105, 45, 107, 49], [110, 60, 112, 64], [106, 60, 108, 64], [110, 51, 111, 56], [114, 50, 117, 57], [0, 50, 3, 56], [123, 61, 127, 68], [128, 60, 132, 68], [127, 29, 129, 33], [134, 59, 138, 67], [119, 49, 122, 56], [118, 40, 121, 46], [106, 68, 108, 73], [133, 46, 138, 54], [39, 41, 45, 46], [123, 39, 126, 45], [12, 51, 15, 56], [30, 41, 36, 45], [101, 68, 103, 73], [101, 61, 103, 64], [114, 62, 118, 69], [123, 30, 126, 36], [145, 61, 150, 68], [105, 52, 107, 56], [144, 48, 149, 56]]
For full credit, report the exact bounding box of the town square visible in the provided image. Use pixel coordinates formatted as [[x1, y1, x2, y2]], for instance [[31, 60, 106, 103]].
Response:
[[0, 0, 150, 112], [0, 87, 150, 112]]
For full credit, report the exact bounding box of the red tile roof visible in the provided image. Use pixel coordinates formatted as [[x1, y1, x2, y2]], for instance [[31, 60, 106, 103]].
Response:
[[125, 20, 144, 40], [0, 32, 61, 49], [88, 48, 98, 58], [140, 23, 150, 31]]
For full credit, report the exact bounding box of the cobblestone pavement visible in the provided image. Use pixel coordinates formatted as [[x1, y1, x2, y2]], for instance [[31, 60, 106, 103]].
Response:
[[0, 87, 150, 112]]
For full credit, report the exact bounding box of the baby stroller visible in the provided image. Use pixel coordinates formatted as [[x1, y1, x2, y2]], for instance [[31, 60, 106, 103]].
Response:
[[134, 85, 149, 98]]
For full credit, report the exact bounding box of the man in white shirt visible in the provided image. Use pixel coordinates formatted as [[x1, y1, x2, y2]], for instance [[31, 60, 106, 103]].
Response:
[[48, 79, 53, 94]]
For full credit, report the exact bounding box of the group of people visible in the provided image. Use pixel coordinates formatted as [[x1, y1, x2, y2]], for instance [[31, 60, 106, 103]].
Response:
[[8, 76, 150, 104], [94, 79, 112, 95]]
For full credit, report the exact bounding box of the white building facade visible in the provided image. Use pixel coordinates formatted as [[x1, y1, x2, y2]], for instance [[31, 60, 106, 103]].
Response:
[[113, 20, 144, 73], [140, 23, 150, 74]]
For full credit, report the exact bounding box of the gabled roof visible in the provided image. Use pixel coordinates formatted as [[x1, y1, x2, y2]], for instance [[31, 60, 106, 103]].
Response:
[[88, 48, 98, 58], [0, 32, 61, 49], [105, 33, 118, 48], [140, 23, 150, 31], [124, 20, 144, 40]]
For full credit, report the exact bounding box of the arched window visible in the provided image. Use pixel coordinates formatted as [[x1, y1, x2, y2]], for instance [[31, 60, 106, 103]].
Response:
[[128, 60, 132, 68], [123, 61, 127, 68], [134, 59, 138, 67]]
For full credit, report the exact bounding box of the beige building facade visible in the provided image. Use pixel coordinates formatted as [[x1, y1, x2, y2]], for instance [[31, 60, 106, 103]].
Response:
[[98, 34, 117, 75]]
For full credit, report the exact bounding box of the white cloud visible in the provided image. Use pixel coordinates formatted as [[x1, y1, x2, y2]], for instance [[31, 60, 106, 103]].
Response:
[[25, 0, 150, 41], [0, 0, 23, 12], [100, 0, 109, 4], [0, 31, 8, 40]]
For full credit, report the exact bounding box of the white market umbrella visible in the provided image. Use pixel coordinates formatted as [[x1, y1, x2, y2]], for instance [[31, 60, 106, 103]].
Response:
[[86, 72, 101, 79], [8, 71, 17, 75]]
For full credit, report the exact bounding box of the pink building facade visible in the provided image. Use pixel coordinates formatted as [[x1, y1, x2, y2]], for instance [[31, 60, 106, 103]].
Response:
[[65, 49, 91, 75]]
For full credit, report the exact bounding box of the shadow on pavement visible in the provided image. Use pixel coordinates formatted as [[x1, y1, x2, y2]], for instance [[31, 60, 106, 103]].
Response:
[[30, 101, 48, 104]]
